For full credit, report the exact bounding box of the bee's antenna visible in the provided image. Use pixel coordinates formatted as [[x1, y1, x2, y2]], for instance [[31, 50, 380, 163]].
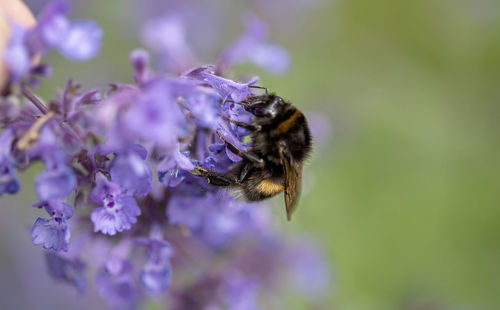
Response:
[[249, 85, 268, 94], [221, 97, 249, 107]]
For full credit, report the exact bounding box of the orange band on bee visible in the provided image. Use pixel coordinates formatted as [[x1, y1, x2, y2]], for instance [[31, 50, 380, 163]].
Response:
[[257, 179, 284, 196], [272, 109, 302, 135]]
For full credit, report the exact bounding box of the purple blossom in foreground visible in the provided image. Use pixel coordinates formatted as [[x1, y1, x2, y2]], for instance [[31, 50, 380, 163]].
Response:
[[110, 151, 152, 197], [90, 173, 141, 235], [158, 148, 194, 187], [31, 200, 74, 251], [185, 65, 259, 102], [0, 3, 331, 309]]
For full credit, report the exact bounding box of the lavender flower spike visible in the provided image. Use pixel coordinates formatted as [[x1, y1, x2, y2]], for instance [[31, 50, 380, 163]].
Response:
[[0, 4, 332, 308]]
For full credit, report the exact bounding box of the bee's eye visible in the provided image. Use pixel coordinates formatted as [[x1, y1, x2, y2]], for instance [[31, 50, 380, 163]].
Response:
[[253, 107, 266, 116]]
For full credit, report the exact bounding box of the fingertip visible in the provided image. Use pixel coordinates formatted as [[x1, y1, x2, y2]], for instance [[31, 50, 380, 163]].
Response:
[[0, 0, 36, 28]]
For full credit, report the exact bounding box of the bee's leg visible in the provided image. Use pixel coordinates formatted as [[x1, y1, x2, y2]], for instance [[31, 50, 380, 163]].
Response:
[[225, 117, 261, 131], [189, 166, 236, 186], [249, 85, 268, 94], [215, 131, 264, 167], [238, 163, 252, 183]]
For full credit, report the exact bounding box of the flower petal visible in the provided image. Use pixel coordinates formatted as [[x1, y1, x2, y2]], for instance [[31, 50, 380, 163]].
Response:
[[58, 20, 103, 61], [31, 217, 71, 251]]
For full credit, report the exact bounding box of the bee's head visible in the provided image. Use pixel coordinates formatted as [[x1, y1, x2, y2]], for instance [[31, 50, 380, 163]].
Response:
[[243, 94, 287, 119]]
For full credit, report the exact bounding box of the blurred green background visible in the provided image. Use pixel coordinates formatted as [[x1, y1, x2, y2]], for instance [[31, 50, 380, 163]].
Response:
[[5, 0, 500, 309]]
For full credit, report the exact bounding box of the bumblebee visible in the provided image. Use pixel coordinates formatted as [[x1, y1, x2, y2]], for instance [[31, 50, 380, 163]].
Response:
[[190, 89, 312, 220]]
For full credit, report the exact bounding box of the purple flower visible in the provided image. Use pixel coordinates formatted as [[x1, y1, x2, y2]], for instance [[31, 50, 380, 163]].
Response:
[[158, 146, 194, 188], [205, 143, 233, 174], [96, 258, 139, 310], [31, 200, 74, 251], [45, 251, 86, 292], [184, 87, 220, 129], [141, 14, 195, 73], [0, 130, 21, 196], [4, 1, 102, 82], [33, 1, 102, 60], [120, 79, 191, 151], [36, 1, 70, 48], [199, 197, 258, 247], [287, 240, 332, 298], [90, 173, 141, 236], [58, 21, 103, 61], [168, 192, 259, 247], [110, 151, 152, 197], [221, 271, 262, 310], [185, 65, 259, 102], [35, 163, 76, 201], [216, 121, 249, 162], [130, 49, 153, 85], [167, 195, 209, 230], [0, 5, 332, 308], [136, 237, 173, 293], [4, 25, 31, 79], [75, 88, 102, 106], [217, 16, 290, 74]]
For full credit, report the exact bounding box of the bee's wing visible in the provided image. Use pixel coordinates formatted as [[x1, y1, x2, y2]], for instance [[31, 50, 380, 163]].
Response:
[[281, 149, 303, 221]]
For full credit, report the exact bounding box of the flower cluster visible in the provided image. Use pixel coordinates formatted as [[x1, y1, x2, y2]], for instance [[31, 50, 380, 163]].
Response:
[[1, 1, 330, 309]]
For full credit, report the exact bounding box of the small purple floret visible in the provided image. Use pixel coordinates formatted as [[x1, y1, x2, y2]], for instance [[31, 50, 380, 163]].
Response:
[[158, 148, 194, 187], [110, 152, 152, 197], [45, 251, 86, 292], [96, 259, 139, 310], [217, 16, 290, 74], [90, 173, 141, 235], [32, 217, 71, 251], [35, 164, 76, 201], [186, 65, 258, 102], [58, 21, 103, 61], [137, 239, 173, 293]]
